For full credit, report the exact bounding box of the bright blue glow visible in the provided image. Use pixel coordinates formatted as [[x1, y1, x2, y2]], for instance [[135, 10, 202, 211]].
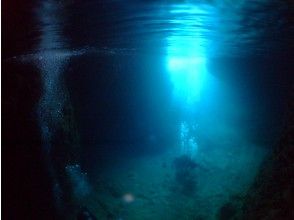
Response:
[[166, 4, 211, 105], [168, 57, 205, 71], [167, 56, 207, 104]]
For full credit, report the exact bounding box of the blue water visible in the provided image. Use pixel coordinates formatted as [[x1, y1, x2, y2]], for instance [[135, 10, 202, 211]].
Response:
[[4, 0, 294, 219]]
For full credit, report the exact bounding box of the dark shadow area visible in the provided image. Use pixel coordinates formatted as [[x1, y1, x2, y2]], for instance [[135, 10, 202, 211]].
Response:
[[173, 155, 199, 196], [2, 0, 57, 219]]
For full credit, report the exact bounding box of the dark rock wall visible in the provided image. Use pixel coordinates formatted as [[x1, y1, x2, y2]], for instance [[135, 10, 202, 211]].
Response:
[[242, 85, 294, 220]]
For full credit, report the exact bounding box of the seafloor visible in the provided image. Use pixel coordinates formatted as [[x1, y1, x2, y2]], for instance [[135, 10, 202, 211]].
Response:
[[71, 141, 267, 220]]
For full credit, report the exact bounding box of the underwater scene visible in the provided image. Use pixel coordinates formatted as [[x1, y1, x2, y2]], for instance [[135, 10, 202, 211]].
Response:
[[2, 0, 294, 220]]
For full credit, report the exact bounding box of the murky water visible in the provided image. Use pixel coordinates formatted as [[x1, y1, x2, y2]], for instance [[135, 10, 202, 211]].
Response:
[[3, 0, 294, 219]]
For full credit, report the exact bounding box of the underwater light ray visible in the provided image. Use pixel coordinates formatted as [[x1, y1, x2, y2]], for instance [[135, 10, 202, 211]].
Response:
[[166, 3, 212, 159], [166, 3, 212, 106]]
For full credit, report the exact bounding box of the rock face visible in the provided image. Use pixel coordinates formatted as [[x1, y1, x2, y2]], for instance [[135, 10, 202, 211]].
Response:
[[242, 87, 294, 220]]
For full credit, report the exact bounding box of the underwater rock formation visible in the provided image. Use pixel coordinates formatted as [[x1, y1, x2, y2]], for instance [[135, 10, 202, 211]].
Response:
[[241, 87, 294, 220]]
